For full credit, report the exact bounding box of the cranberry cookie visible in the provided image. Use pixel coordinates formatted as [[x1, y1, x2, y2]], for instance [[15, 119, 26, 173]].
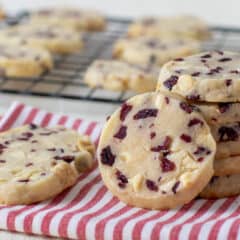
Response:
[[97, 92, 216, 209], [127, 16, 210, 40], [0, 24, 83, 54], [0, 124, 95, 205], [30, 8, 106, 31], [0, 43, 53, 77], [113, 37, 199, 66], [214, 156, 240, 176], [157, 51, 240, 102], [84, 60, 159, 93], [200, 174, 240, 199]]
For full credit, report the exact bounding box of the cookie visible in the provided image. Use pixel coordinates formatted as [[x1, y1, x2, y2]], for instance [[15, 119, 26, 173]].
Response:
[[97, 92, 216, 210], [196, 102, 240, 125], [157, 51, 240, 102], [127, 15, 211, 40], [113, 37, 200, 67], [0, 124, 95, 205], [30, 8, 106, 31], [0, 43, 53, 77], [200, 174, 240, 199], [214, 156, 240, 176], [84, 60, 159, 93], [0, 24, 83, 54]]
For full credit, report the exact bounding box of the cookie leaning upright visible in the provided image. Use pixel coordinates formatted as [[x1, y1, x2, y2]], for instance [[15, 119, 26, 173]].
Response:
[[0, 124, 95, 205], [157, 51, 240, 102], [97, 92, 216, 209]]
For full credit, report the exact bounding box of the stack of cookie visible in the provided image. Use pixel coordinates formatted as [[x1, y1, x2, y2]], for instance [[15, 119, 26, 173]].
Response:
[[157, 50, 240, 199], [84, 15, 211, 94], [0, 8, 106, 78]]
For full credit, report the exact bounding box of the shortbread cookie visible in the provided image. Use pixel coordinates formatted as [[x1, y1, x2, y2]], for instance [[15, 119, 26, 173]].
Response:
[[84, 60, 159, 93], [157, 51, 240, 102], [30, 8, 106, 31], [0, 124, 95, 205], [214, 156, 240, 176], [200, 174, 240, 199], [0, 43, 53, 77], [97, 92, 216, 210], [113, 37, 200, 67], [0, 24, 83, 54], [127, 15, 211, 40], [196, 102, 240, 125]]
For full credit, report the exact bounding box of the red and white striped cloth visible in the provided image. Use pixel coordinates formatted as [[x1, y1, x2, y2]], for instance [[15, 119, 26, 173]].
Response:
[[0, 102, 240, 240]]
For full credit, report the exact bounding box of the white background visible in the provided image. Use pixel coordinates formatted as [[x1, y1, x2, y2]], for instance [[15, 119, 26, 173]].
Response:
[[1, 0, 240, 27]]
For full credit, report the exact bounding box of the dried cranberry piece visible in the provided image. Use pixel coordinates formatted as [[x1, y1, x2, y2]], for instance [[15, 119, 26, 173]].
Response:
[[29, 123, 38, 130], [165, 97, 170, 104], [150, 132, 156, 139], [218, 103, 231, 113], [218, 126, 238, 142], [116, 170, 128, 188], [114, 125, 127, 140], [39, 131, 57, 136], [197, 157, 204, 162], [216, 50, 224, 55], [47, 148, 56, 151], [146, 179, 158, 191], [18, 179, 29, 183], [151, 136, 172, 152], [0, 160, 6, 163], [54, 155, 75, 163], [174, 58, 184, 61], [120, 103, 132, 121], [100, 146, 115, 166], [194, 146, 211, 155], [191, 72, 200, 77], [218, 58, 232, 62], [0, 144, 7, 150], [160, 157, 176, 172], [4, 141, 10, 145], [17, 137, 29, 141], [41, 172, 46, 176], [230, 70, 239, 74], [22, 132, 33, 138], [31, 140, 38, 143], [172, 181, 180, 194], [201, 54, 211, 58], [179, 102, 194, 114], [180, 134, 192, 143], [133, 108, 158, 120], [188, 118, 203, 127], [186, 94, 200, 101], [225, 79, 232, 86], [163, 75, 178, 90], [25, 162, 33, 167]]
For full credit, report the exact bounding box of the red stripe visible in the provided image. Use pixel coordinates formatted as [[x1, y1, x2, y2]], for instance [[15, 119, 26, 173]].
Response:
[[208, 202, 240, 240], [40, 174, 101, 236], [58, 185, 107, 238], [113, 209, 147, 240], [79, 197, 119, 240], [188, 198, 235, 240], [170, 200, 214, 239], [227, 217, 240, 239], [57, 116, 68, 125], [72, 119, 82, 130], [40, 113, 53, 127], [95, 206, 131, 240], [150, 201, 195, 240], [132, 212, 169, 239], [85, 122, 97, 136], [0, 104, 24, 131], [23, 108, 39, 124]]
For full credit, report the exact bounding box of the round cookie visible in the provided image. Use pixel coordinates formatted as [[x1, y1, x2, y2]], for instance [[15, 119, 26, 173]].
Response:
[[127, 15, 211, 40], [157, 51, 240, 102], [196, 102, 240, 125], [200, 174, 240, 199], [0, 124, 95, 205], [113, 37, 200, 67], [97, 92, 216, 210], [214, 156, 240, 176], [0, 24, 83, 54], [0, 43, 53, 77], [84, 60, 159, 93], [30, 8, 106, 32]]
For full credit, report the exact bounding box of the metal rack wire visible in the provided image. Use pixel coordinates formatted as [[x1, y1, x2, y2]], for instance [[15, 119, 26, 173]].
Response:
[[1, 16, 240, 104]]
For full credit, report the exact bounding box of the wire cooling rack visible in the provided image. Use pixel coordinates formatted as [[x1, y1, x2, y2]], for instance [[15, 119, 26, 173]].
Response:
[[1, 15, 240, 104]]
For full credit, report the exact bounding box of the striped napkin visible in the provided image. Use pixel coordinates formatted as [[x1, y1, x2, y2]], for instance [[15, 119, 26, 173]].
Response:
[[0, 101, 239, 240]]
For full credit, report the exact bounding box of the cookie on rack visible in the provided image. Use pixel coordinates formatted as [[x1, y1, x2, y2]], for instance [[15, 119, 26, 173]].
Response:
[[200, 174, 240, 199], [0, 43, 53, 77], [30, 8, 106, 31], [157, 51, 240, 102], [97, 92, 216, 209], [84, 60, 159, 93], [0, 124, 95, 205], [0, 24, 83, 54], [113, 37, 200, 66], [127, 15, 211, 40]]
